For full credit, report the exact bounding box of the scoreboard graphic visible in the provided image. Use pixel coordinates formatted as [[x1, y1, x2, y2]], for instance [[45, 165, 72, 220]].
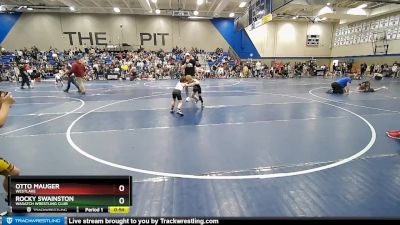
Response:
[[2, 177, 220, 225], [8, 176, 132, 214]]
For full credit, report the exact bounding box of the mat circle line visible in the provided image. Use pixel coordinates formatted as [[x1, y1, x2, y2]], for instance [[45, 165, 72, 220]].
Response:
[[66, 90, 376, 180], [0, 96, 85, 136]]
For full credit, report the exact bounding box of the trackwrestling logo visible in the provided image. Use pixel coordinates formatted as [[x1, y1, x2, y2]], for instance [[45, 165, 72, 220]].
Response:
[[2, 217, 64, 225]]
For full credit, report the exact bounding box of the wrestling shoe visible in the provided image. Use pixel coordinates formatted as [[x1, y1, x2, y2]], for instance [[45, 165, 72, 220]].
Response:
[[386, 131, 400, 139]]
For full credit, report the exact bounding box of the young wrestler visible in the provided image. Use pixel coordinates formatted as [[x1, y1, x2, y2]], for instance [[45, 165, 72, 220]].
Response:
[[170, 77, 189, 116], [186, 75, 204, 108], [55, 67, 66, 86], [357, 81, 387, 92]]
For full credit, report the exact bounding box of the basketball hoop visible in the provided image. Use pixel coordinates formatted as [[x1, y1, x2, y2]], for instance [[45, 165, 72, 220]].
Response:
[[372, 31, 389, 55], [374, 31, 387, 42]]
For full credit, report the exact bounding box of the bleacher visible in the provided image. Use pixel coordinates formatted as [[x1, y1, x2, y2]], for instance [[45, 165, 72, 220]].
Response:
[[175, 54, 182, 61], [207, 52, 235, 68], [2, 49, 231, 81], [1, 54, 17, 66]]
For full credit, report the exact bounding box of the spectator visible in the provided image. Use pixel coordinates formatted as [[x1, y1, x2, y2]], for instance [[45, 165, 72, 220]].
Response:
[[67, 57, 87, 95], [0, 92, 20, 211], [392, 63, 398, 78], [360, 62, 367, 77], [64, 65, 81, 93], [370, 64, 374, 75], [19, 64, 32, 89], [255, 61, 262, 78]]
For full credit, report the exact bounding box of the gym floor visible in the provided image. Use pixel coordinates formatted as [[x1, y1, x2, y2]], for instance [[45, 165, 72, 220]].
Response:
[[0, 77, 399, 217]]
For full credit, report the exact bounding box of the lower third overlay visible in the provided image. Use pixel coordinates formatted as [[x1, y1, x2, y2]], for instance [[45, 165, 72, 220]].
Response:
[[0, 217, 221, 225]]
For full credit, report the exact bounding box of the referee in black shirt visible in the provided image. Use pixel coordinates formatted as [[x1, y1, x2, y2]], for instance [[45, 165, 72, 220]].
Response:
[[181, 53, 197, 101]]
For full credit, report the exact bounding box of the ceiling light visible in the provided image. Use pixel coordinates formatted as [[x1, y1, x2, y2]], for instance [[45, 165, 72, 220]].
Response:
[[347, 7, 367, 16], [317, 6, 333, 16], [327, 2, 331, 6], [239, 2, 247, 8], [27, 7, 33, 11], [113, 7, 120, 13], [229, 12, 235, 17], [188, 16, 209, 19], [197, 0, 204, 5], [357, 4, 368, 9], [193, 10, 199, 16], [69, 6, 75, 11], [292, 16, 297, 20], [155, 9, 160, 14]]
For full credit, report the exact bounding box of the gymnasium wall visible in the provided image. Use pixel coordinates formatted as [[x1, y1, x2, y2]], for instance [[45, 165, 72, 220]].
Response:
[[0, 13, 230, 52], [331, 38, 400, 57], [331, 12, 400, 57], [332, 37, 400, 57], [245, 20, 334, 58], [351, 56, 399, 65], [1, 12, 399, 65]]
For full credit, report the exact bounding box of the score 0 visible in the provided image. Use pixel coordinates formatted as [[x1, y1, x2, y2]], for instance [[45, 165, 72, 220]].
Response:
[[110, 183, 130, 214], [118, 184, 126, 205]]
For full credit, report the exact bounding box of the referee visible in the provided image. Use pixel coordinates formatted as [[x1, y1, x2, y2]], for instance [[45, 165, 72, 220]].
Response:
[[181, 53, 197, 101]]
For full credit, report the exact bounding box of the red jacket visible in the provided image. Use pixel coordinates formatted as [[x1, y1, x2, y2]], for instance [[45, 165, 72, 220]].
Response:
[[24, 64, 31, 71], [69, 61, 86, 77]]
